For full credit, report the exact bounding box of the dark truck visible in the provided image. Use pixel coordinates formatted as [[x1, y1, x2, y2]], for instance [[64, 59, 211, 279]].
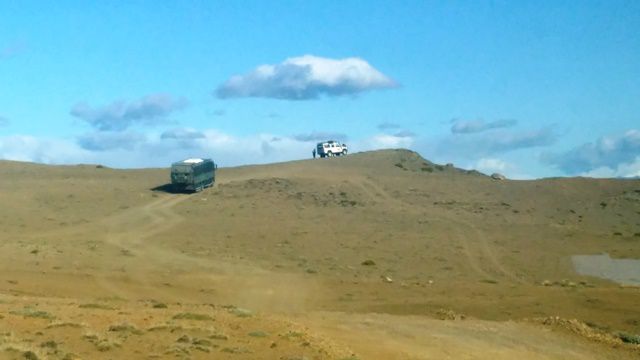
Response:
[[170, 158, 216, 192]]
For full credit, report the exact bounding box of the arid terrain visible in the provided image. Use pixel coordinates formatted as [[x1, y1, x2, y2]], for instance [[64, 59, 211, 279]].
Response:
[[0, 149, 639, 359]]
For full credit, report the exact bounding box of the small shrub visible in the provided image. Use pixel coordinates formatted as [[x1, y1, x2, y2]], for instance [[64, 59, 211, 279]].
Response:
[[40, 340, 57, 349], [361, 259, 376, 266], [10, 308, 54, 320], [192, 338, 212, 346], [108, 323, 141, 334], [209, 333, 228, 340], [172, 312, 214, 321], [618, 332, 640, 344], [613, 232, 623, 236], [79, 303, 115, 310], [23, 351, 39, 360], [248, 331, 268, 338], [480, 279, 498, 284], [221, 347, 249, 354], [46, 322, 82, 329], [281, 331, 304, 339], [176, 335, 190, 343]]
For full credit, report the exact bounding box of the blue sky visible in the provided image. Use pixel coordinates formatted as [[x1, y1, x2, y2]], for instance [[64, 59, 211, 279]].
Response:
[[1, 1, 639, 178]]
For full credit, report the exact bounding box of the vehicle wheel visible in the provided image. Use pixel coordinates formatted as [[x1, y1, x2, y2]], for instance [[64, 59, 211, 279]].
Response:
[[342, 149, 347, 156]]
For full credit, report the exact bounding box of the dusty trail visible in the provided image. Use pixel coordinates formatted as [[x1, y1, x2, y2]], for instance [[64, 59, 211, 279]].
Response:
[[355, 176, 523, 284], [92, 193, 323, 312]]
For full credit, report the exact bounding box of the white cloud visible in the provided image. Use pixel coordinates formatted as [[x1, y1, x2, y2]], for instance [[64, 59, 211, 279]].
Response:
[[580, 156, 640, 178], [359, 134, 415, 150], [435, 127, 557, 158], [77, 131, 147, 151], [216, 55, 397, 100], [0, 135, 91, 164], [292, 131, 348, 142], [546, 129, 640, 174], [475, 158, 508, 173]]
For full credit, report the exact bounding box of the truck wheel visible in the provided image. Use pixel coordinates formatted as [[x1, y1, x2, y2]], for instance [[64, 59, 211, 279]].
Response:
[[342, 149, 348, 155]]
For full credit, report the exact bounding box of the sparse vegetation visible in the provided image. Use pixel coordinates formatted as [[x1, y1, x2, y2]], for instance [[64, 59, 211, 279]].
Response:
[[79, 303, 116, 310], [172, 312, 214, 321], [618, 332, 640, 344], [23, 351, 39, 360], [248, 331, 268, 338], [10, 308, 54, 320], [46, 322, 82, 329], [221, 347, 250, 354], [480, 279, 499, 284], [108, 323, 142, 334], [40, 340, 57, 349]]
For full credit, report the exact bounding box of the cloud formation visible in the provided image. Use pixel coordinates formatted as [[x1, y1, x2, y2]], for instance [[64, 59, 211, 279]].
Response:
[[377, 122, 401, 130], [1, 128, 415, 169], [293, 131, 348, 142], [545, 129, 640, 175], [77, 131, 146, 151], [475, 158, 509, 173], [436, 127, 556, 158], [451, 119, 517, 134], [393, 130, 416, 138], [70, 94, 187, 131], [216, 55, 396, 100], [160, 128, 206, 140]]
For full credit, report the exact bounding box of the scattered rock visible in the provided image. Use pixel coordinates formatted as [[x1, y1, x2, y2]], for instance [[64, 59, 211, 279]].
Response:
[[436, 308, 465, 320], [230, 307, 253, 318], [361, 259, 376, 266], [381, 275, 393, 283], [491, 173, 506, 180]]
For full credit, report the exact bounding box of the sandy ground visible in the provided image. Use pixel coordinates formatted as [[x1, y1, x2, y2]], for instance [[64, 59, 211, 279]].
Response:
[[0, 149, 639, 359]]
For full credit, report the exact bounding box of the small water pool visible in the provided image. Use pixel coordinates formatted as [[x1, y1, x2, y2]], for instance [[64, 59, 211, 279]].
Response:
[[572, 253, 640, 286]]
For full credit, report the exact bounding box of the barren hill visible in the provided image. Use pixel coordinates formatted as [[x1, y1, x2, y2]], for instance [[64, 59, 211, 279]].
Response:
[[1, 149, 639, 359]]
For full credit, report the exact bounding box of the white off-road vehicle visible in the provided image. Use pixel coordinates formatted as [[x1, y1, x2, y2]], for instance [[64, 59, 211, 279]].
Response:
[[316, 140, 348, 158]]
